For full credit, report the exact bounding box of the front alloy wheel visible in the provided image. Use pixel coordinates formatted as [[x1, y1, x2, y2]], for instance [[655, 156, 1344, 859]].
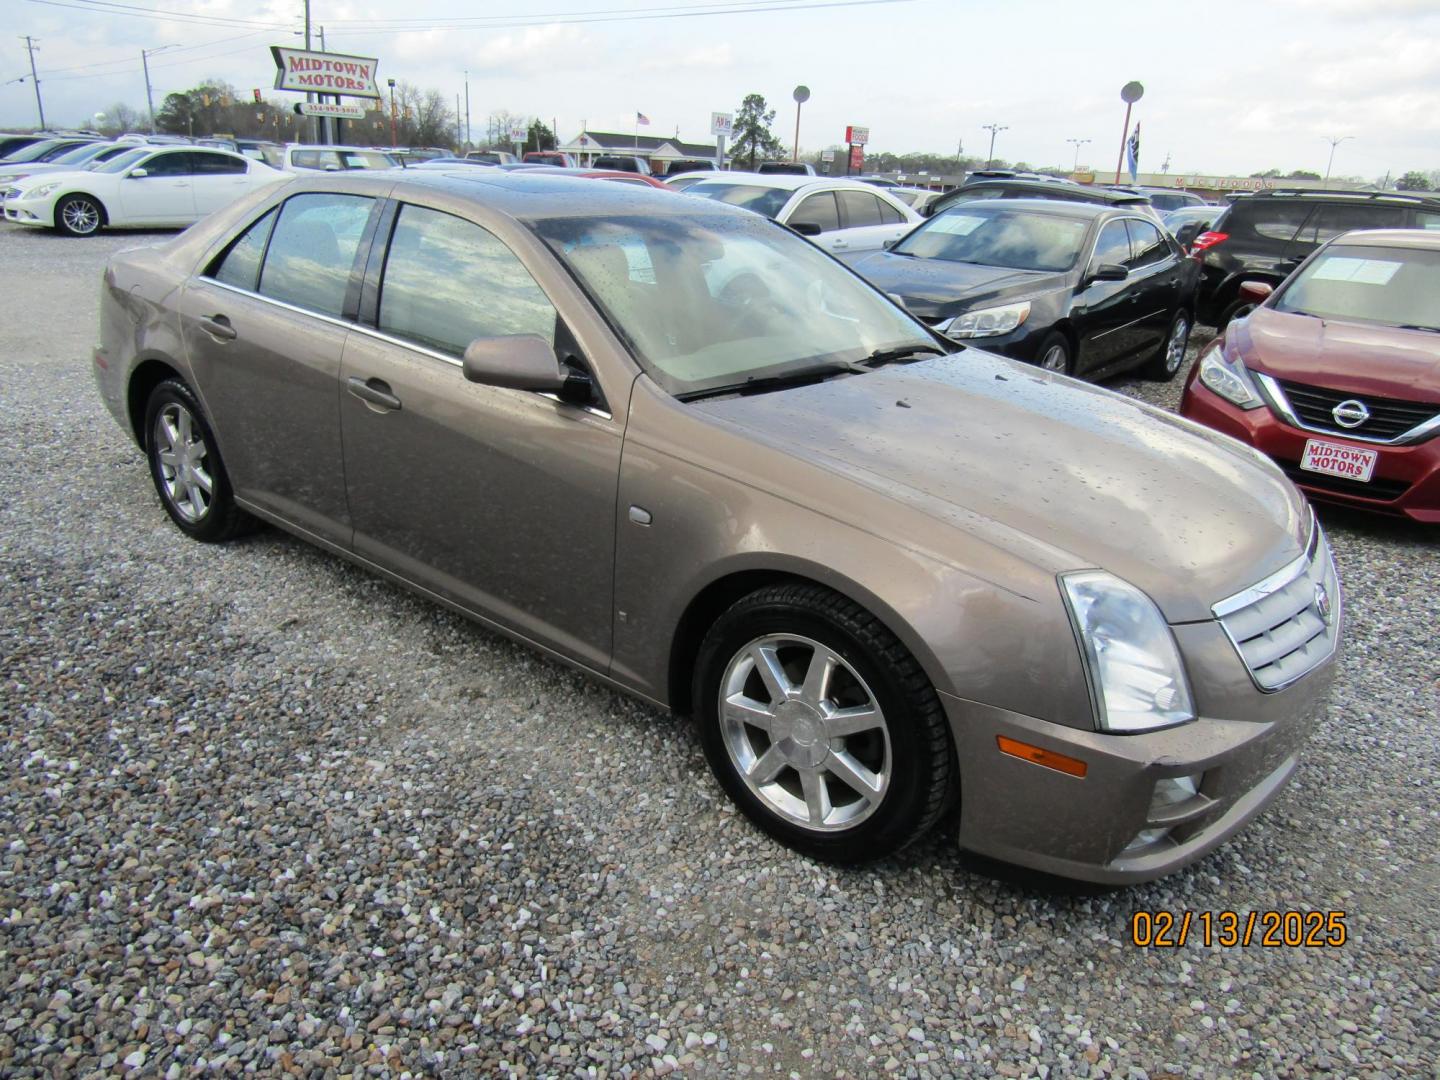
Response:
[[55, 195, 102, 237], [719, 633, 891, 831]]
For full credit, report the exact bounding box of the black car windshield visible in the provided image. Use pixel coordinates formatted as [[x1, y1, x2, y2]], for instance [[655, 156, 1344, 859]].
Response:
[[1274, 244, 1440, 330], [893, 207, 1089, 272], [681, 182, 792, 220], [534, 211, 942, 397]]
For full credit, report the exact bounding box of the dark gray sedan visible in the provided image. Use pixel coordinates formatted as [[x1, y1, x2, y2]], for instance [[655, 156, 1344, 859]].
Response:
[[92, 170, 1339, 882]]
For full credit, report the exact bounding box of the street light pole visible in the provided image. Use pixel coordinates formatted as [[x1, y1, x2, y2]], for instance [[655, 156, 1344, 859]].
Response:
[[1066, 137, 1090, 172], [388, 77, 397, 147], [982, 123, 1007, 168], [464, 70, 471, 148], [1322, 135, 1354, 189]]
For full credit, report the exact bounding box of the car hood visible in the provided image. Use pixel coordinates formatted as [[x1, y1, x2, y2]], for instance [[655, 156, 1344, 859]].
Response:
[[844, 252, 1063, 319], [1237, 308, 1440, 399], [694, 350, 1308, 623], [9, 167, 108, 192]]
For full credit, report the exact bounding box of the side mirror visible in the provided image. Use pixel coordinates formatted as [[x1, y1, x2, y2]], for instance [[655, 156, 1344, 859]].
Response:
[[127, 167, 148, 178], [1237, 280, 1274, 304], [788, 221, 823, 237], [886, 292, 907, 310], [882, 238, 897, 250], [462, 334, 592, 405], [1087, 263, 1129, 284]]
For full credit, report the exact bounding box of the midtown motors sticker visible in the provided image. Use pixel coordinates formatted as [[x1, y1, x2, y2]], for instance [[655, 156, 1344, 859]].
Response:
[[271, 47, 381, 99]]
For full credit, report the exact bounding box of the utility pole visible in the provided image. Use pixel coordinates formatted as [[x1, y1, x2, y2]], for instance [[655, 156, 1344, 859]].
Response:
[[463, 70, 471, 148], [1066, 137, 1090, 172], [21, 36, 45, 130], [982, 123, 1007, 169], [388, 77, 397, 147], [304, 0, 318, 144], [1322, 135, 1353, 189], [141, 45, 175, 134]]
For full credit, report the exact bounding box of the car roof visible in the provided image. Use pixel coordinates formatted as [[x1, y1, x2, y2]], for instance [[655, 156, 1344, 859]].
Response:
[[685, 171, 894, 192], [959, 179, 1150, 204], [1329, 228, 1440, 250], [944, 197, 1122, 221], [358, 168, 739, 221], [1233, 188, 1440, 205]]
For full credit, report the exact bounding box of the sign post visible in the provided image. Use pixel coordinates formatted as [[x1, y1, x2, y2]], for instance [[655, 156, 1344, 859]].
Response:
[[844, 125, 868, 175], [510, 120, 527, 157], [710, 111, 733, 170], [271, 45, 382, 147], [1114, 81, 1144, 185], [791, 85, 810, 162]]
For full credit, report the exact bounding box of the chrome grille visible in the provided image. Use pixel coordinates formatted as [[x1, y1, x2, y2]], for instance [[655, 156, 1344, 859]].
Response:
[[1213, 521, 1340, 692], [1279, 379, 1438, 441]]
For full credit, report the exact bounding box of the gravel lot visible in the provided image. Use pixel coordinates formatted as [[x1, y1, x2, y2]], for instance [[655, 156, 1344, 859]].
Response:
[[1, 224, 1437, 1079]]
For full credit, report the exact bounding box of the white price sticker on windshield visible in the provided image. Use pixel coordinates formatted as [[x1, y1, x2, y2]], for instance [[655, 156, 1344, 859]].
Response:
[[1310, 257, 1401, 285]]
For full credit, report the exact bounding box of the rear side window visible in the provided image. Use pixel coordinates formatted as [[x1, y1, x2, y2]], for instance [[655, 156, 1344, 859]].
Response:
[[258, 193, 373, 317], [1242, 201, 1313, 241], [877, 197, 906, 225], [1125, 219, 1170, 268], [1415, 210, 1440, 230], [790, 192, 840, 233], [377, 204, 557, 356], [189, 152, 247, 175], [210, 207, 278, 292], [1296, 203, 1405, 245], [838, 190, 883, 229]]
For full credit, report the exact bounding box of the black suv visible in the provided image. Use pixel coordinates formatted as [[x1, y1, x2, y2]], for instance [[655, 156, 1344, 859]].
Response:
[[924, 179, 1160, 222], [1194, 189, 1440, 326]]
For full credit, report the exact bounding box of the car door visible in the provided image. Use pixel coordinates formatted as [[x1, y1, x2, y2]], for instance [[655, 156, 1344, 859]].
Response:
[[783, 191, 842, 250], [178, 190, 376, 546], [835, 189, 913, 252], [188, 150, 254, 217], [339, 201, 622, 671], [1121, 217, 1182, 355], [1071, 217, 1138, 376], [114, 150, 195, 225]]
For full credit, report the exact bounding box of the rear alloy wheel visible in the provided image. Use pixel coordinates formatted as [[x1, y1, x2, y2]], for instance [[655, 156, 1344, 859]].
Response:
[[1144, 311, 1191, 381], [693, 583, 954, 863], [144, 378, 254, 542], [55, 194, 103, 237], [1036, 332, 1072, 375]]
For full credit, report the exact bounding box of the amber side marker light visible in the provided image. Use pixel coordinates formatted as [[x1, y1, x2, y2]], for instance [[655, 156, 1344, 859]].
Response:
[[997, 735, 1088, 778]]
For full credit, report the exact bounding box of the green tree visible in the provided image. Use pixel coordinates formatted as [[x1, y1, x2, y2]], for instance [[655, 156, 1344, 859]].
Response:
[[1396, 170, 1433, 191], [1286, 169, 1321, 180], [1250, 168, 1283, 179], [732, 93, 782, 169], [524, 120, 556, 155]]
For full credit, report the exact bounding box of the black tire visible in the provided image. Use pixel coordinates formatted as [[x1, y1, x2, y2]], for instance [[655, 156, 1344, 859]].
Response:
[[1218, 295, 1259, 330], [143, 378, 254, 543], [1034, 331, 1072, 376], [1142, 309, 1191, 381], [692, 583, 955, 863], [54, 194, 104, 237]]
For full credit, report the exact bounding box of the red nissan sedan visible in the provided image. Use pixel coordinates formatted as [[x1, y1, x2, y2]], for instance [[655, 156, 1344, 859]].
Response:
[[1180, 229, 1440, 523]]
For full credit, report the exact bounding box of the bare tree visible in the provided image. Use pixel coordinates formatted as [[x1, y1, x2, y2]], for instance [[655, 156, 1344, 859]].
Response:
[[485, 110, 527, 149], [95, 102, 141, 136]]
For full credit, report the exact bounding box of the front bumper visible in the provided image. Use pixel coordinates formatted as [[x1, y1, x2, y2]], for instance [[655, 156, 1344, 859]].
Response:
[[3, 192, 54, 228], [940, 616, 1336, 884], [1180, 376, 1440, 524]]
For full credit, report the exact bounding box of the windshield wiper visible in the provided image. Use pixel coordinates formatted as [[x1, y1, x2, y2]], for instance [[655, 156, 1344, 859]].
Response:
[[677, 361, 866, 402], [861, 344, 948, 367]]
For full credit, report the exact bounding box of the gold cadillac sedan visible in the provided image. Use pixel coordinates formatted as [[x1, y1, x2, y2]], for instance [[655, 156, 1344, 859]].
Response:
[[93, 170, 1340, 883]]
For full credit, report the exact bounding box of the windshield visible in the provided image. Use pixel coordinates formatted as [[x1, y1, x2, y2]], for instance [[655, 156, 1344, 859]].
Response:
[[1275, 244, 1440, 331], [682, 182, 791, 221], [48, 142, 112, 166], [92, 148, 152, 174], [533, 211, 942, 397], [3, 139, 70, 163], [894, 207, 1088, 272]]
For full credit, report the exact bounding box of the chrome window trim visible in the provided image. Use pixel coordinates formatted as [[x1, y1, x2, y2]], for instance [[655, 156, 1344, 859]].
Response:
[[197, 277, 613, 420], [1255, 371, 1440, 446]]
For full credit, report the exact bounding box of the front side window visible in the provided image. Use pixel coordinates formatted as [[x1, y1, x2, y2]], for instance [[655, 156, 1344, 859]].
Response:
[[1296, 203, 1405, 246], [1274, 243, 1440, 331], [210, 207, 278, 292], [139, 152, 191, 178], [789, 192, 840, 233], [257, 193, 374, 317], [894, 208, 1088, 272], [535, 211, 940, 398], [1090, 219, 1131, 268], [1125, 219, 1170, 268], [378, 204, 556, 355]]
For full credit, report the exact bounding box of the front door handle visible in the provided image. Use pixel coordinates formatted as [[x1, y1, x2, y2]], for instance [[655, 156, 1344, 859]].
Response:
[[199, 314, 237, 341], [347, 376, 402, 412]]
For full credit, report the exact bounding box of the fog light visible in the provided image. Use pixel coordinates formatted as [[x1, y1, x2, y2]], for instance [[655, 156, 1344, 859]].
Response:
[[1120, 775, 1204, 855]]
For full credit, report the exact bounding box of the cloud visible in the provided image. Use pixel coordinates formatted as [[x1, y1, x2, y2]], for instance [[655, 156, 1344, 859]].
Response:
[[638, 44, 735, 72]]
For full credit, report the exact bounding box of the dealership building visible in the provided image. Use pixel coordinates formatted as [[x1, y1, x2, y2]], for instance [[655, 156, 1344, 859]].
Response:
[[558, 130, 725, 170]]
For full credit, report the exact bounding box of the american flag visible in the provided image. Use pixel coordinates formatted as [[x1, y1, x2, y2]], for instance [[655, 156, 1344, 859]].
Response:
[[636, 112, 650, 125]]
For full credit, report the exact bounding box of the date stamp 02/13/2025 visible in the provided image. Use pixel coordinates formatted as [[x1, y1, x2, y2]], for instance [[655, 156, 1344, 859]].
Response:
[[1130, 910, 1348, 948]]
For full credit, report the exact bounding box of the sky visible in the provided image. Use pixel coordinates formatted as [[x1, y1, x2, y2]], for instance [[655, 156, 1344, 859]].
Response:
[[4, 0, 1440, 181]]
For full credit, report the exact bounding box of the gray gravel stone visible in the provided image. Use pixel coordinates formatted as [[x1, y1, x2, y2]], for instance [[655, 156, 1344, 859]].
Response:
[[0, 224, 1437, 1078]]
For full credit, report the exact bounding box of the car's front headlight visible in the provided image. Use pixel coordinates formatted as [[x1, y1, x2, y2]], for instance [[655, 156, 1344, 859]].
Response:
[[939, 300, 1031, 339], [26, 182, 62, 199], [1196, 340, 1263, 410], [1060, 571, 1196, 734], [0, 172, 28, 184]]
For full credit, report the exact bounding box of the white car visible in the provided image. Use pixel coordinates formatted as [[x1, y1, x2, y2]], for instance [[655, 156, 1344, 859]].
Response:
[[279, 144, 398, 172], [682, 172, 921, 255], [4, 146, 286, 236]]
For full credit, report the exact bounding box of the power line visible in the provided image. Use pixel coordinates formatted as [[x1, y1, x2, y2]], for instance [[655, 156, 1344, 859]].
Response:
[[326, 0, 840, 25], [24, 0, 292, 30]]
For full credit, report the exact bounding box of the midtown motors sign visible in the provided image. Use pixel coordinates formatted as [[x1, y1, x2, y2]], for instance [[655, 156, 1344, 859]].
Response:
[[270, 47, 381, 98]]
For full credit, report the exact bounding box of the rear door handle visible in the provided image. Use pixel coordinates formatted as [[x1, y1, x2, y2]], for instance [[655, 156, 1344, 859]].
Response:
[[347, 376, 402, 412], [199, 314, 236, 340]]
